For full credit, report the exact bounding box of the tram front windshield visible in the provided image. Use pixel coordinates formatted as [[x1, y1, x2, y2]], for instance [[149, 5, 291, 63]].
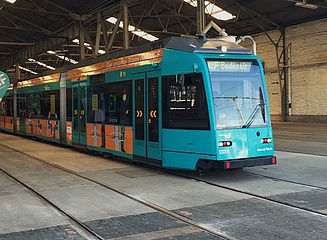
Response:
[[207, 59, 268, 129]]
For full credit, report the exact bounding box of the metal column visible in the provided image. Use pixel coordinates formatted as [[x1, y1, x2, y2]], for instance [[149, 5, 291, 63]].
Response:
[[59, 72, 67, 144], [79, 22, 85, 60], [123, 0, 129, 49], [197, 0, 205, 34], [13, 64, 19, 133]]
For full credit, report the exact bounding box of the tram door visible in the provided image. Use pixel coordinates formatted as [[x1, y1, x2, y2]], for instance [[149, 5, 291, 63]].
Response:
[[72, 81, 87, 146], [134, 72, 161, 163]]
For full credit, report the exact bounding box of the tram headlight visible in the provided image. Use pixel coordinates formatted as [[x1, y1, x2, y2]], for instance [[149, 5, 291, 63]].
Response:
[[261, 138, 272, 144], [219, 141, 232, 147], [221, 46, 227, 53]]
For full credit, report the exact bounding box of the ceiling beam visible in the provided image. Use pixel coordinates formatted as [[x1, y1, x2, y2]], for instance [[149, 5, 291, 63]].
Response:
[[0, 25, 80, 71], [0, 41, 35, 46], [0, 11, 52, 35], [3, 6, 71, 17]]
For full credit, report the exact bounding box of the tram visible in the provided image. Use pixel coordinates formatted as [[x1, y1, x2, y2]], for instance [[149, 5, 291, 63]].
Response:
[[0, 36, 276, 171]]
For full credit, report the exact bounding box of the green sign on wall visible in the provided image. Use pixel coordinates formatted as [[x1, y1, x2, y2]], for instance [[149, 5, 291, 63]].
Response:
[[0, 71, 10, 102]]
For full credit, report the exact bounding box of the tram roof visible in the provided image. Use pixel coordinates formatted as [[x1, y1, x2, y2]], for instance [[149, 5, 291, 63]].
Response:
[[68, 36, 252, 71], [0, 0, 326, 80]]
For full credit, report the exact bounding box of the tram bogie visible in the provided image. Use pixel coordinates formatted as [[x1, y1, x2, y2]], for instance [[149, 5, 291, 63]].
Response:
[[0, 36, 276, 171]]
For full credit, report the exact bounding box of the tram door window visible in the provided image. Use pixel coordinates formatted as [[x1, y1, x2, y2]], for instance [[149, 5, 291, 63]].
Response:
[[162, 73, 209, 130], [135, 79, 144, 141], [133, 73, 161, 161], [73, 88, 78, 132], [72, 82, 87, 145], [148, 77, 158, 142], [73, 87, 86, 132], [66, 88, 72, 122]]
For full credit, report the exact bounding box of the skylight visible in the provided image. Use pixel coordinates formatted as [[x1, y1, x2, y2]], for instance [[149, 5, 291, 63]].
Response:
[[47, 50, 79, 64], [184, 0, 235, 21], [72, 39, 106, 55], [18, 66, 38, 75], [28, 58, 56, 70], [106, 17, 159, 42]]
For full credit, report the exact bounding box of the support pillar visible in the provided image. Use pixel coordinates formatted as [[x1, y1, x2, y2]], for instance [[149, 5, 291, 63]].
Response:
[[197, 0, 205, 34], [95, 13, 101, 55], [123, 0, 129, 49], [79, 22, 85, 60], [13, 64, 20, 132]]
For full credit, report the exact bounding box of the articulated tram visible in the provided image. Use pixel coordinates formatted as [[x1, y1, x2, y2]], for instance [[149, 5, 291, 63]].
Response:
[[0, 36, 276, 171]]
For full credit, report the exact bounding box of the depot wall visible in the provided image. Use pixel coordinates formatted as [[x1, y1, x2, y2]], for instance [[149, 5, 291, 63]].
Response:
[[251, 18, 327, 122]]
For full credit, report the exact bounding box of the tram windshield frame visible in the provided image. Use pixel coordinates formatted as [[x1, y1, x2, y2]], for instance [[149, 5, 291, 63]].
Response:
[[207, 59, 268, 129]]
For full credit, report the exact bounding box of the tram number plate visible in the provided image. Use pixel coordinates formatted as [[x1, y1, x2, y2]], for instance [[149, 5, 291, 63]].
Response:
[[219, 149, 230, 154]]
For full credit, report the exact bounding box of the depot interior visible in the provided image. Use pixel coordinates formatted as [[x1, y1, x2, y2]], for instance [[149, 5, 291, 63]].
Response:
[[0, 0, 327, 122]]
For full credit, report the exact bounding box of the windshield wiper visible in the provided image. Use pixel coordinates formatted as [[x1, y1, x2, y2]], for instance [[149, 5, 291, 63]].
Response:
[[242, 87, 265, 128], [242, 104, 260, 128]]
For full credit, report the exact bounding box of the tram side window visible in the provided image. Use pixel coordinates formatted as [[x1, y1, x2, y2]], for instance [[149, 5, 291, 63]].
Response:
[[27, 90, 60, 119], [109, 81, 132, 126], [162, 73, 209, 130], [0, 101, 5, 116], [87, 80, 132, 126], [1, 97, 13, 116], [88, 84, 109, 123], [46, 90, 60, 119], [27, 93, 40, 117]]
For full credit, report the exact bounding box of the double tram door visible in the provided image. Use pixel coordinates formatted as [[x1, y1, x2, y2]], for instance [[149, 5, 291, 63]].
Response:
[[134, 71, 161, 164], [72, 81, 87, 147]]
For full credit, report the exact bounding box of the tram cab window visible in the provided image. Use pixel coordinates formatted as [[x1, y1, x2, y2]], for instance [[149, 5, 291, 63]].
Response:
[[162, 73, 209, 130]]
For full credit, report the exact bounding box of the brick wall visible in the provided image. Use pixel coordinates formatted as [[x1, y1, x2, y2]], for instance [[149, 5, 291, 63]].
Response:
[[244, 18, 327, 122]]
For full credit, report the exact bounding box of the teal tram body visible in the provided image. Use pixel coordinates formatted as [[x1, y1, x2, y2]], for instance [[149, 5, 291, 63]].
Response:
[[0, 36, 276, 171]]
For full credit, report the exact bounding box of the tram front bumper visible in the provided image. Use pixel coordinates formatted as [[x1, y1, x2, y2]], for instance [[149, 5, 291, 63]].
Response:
[[196, 155, 277, 170]]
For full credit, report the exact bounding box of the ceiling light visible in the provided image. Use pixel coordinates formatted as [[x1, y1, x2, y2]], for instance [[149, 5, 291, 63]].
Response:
[[5, 0, 16, 3]]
